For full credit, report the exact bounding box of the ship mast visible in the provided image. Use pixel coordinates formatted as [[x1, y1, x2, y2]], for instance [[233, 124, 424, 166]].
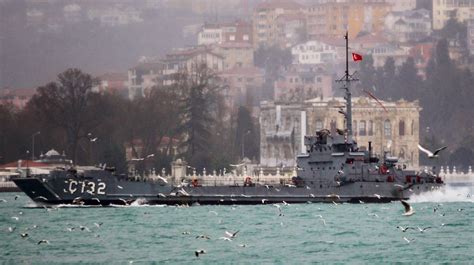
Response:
[[336, 31, 358, 138]]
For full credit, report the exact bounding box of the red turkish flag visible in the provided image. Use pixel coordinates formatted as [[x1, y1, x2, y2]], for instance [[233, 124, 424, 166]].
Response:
[[352, 53, 363, 62]]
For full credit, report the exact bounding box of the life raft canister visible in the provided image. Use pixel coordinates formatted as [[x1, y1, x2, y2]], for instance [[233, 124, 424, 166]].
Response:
[[379, 165, 388, 174], [244, 177, 252, 186], [192, 179, 199, 187]]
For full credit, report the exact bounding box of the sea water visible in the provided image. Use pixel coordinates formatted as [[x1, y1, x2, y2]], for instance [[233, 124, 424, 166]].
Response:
[[0, 186, 472, 264]]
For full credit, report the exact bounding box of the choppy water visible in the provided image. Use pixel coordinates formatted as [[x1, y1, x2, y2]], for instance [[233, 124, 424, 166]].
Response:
[[1, 186, 473, 264]]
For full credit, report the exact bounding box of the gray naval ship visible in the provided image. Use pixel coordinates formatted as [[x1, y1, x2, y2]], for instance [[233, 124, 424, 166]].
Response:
[[13, 33, 444, 206]]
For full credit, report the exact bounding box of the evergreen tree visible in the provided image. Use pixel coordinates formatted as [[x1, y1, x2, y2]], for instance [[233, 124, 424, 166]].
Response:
[[397, 57, 423, 101], [234, 106, 259, 161], [179, 64, 223, 169]]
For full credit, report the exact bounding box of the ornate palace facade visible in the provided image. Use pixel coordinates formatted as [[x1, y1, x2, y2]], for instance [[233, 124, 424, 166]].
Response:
[[260, 97, 421, 169]]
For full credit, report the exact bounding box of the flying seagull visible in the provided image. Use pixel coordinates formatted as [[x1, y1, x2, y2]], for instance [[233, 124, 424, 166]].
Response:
[[21, 233, 29, 238], [417, 226, 431, 232], [195, 249, 206, 257], [397, 226, 415, 232], [37, 240, 50, 245], [157, 176, 168, 183], [417, 144, 447, 158], [225, 230, 239, 238], [401, 200, 415, 216]]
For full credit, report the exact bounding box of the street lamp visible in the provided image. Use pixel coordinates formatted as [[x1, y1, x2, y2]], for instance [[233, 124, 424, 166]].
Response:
[[31, 131, 40, 161]]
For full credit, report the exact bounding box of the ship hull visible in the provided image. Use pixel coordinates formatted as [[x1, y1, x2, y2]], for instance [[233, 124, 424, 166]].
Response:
[[13, 174, 442, 206]]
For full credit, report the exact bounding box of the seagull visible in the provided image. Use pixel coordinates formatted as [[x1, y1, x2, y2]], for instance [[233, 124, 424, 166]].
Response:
[[417, 144, 447, 158], [158, 193, 166, 198], [401, 200, 415, 216], [118, 198, 129, 205], [195, 235, 210, 240], [0, 199, 7, 202], [117, 185, 123, 189], [327, 194, 340, 199], [219, 237, 232, 241], [397, 226, 415, 232], [90, 137, 98, 142], [66, 227, 75, 232], [38, 240, 50, 245], [261, 199, 268, 204], [374, 194, 381, 199], [157, 176, 168, 183], [11, 216, 19, 221], [310, 194, 315, 198], [79, 225, 91, 232], [238, 244, 247, 247], [417, 226, 431, 232], [225, 230, 239, 238], [34, 196, 48, 201], [8, 227, 15, 232], [94, 222, 103, 228], [195, 249, 206, 257], [182, 231, 190, 235], [14, 195, 20, 200], [209, 211, 218, 216], [282, 201, 289, 206], [368, 213, 379, 218], [332, 201, 339, 206], [146, 154, 155, 158], [21, 233, 29, 238], [358, 200, 365, 204], [403, 237, 414, 243]]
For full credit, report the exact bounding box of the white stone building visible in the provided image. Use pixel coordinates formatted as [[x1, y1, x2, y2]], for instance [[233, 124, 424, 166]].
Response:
[[291, 40, 342, 65], [260, 97, 422, 168], [385, 9, 432, 43]]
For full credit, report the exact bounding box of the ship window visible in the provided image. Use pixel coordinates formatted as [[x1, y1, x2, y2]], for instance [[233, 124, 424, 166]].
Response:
[[368, 120, 374, 136], [399, 120, 405, 136], [359, 120, 366, 136], [320, 184, 323, 188], [384, 120, 391, 137]]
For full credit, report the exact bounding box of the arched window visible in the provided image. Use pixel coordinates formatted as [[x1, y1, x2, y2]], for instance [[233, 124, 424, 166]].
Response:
[[315, 119, 323, 131], [384, 120, 391, 137], [359, 120, 366, 136], [330, 120, 336, 133], [353, 120, 358, 136], [368, 120, 374, 136], [399, 120, 405, 136]]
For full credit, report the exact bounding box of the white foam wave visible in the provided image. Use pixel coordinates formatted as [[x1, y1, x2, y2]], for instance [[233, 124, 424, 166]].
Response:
[[409, 185, 473, 203]]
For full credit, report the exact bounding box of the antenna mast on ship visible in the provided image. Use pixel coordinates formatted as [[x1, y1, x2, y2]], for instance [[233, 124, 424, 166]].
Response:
[[336, 31, 358, 138]]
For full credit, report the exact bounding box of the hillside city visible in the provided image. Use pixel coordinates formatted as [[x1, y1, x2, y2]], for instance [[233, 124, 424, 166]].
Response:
[[0, 0, 473, 174]]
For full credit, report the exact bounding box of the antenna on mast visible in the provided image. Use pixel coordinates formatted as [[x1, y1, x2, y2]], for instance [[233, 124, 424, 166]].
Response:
[[335, 31, 358, 138]]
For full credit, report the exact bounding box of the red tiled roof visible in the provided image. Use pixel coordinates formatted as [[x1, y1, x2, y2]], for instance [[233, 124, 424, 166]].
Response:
[[353, 33, 388, 45]]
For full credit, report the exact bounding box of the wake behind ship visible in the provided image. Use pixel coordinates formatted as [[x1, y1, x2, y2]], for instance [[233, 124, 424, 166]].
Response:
[[12, 32, 444, 206]]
